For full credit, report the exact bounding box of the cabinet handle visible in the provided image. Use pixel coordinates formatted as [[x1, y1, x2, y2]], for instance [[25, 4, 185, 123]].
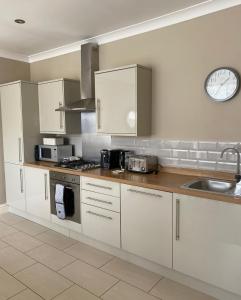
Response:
[[86, 210, 112, 220], [97, 99, 101, 130], [44, 174, 48, 200], [127, 188, 162, 198], [59, 102, 64, 129], [20, 169, 24, 193], [176, 199, 180, 241], [86, 196, 112, 205], [86, 182, 112, 190], [18, 138, 22, 163]]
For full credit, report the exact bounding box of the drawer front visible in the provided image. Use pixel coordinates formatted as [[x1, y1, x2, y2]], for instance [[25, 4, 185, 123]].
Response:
[[81, 203, 120, 248], [82, 176, 120, 197], [82, 190, 120, 212]]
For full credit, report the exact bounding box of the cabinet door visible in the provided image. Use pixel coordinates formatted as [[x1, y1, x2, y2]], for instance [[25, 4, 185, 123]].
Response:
[[173, 194, 241, 296], [25, 167, 50, 221], [81, 203, 120, 248], [121, 184, 173, 268], [38, 81, 65, 134], [1, 83, 23, 164], [4, 163, 25, 211], [95, 67, 137, 135]]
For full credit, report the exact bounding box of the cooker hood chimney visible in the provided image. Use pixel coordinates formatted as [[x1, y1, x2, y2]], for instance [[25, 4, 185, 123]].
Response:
[[56, 43, 99, 112]]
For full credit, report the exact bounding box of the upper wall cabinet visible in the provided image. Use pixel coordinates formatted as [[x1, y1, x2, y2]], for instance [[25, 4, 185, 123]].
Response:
[[38, 79, 81, 134], [95, 65, 152, 136], [0, 81, 40, 164]]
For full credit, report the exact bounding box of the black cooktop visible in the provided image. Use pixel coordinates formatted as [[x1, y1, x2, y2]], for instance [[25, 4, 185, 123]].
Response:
[[55, 157, 100, 171]]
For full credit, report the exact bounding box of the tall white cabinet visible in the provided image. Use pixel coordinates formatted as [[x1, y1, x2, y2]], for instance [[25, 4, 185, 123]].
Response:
[[173, 194, 241, 296], [95, 65, 152, 136], [38, 78, 81, 134], [0, 81, 40, 211]]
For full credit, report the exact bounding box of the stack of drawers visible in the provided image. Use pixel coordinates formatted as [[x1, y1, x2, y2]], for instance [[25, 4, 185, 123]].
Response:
[[81, 176, 121, 248]]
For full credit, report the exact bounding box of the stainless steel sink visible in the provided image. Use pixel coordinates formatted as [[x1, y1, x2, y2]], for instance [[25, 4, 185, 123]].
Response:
[[182, 178, 236, 195]]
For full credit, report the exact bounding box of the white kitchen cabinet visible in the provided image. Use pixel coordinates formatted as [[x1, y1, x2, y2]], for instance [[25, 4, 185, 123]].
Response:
[[173, 194, 241, 296], [81, 203, 120, 248], [121, 184, 173, 268], [95, 65, 151, 136], [82, 176, 120, 197], [82, 190, 120, 212], [38, 79, 81, 134], [0, 81, 40, 164], [25, 166, 50, 221], [4, 163, 25, 211]]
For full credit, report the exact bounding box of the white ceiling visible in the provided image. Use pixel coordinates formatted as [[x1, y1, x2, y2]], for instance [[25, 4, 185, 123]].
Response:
[[0, 0, 210, 56]]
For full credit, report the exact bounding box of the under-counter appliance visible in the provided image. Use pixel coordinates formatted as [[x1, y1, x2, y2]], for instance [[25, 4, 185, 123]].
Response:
[[119, 150, 134, 170], [43, 137, 64, 146], [100, 149, 121, 169], [128, 155, 158, 173], [36, 144, 72, 162], [50, 171, 80, 223]]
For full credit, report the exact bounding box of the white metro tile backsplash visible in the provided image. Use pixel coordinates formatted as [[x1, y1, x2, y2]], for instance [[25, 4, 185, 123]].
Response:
[[111, 137, 241, 173]]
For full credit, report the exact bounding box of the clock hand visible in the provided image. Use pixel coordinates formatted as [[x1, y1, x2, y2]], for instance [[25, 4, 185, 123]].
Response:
[[214, 77, 230, 96]]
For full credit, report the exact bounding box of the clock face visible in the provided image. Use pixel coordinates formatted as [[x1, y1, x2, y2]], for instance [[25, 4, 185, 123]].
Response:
[[205, 68, 240, 101]]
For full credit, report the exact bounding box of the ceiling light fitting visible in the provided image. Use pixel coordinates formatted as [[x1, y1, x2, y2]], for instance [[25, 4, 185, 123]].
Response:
[[14, 19, 25, 24]]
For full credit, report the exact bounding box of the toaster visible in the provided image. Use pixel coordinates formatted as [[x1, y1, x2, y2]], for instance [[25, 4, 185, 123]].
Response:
[[128, 155, 158, 173]]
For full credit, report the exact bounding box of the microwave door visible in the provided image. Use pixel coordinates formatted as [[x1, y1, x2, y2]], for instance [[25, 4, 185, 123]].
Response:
[[40, 148, 52, 160]]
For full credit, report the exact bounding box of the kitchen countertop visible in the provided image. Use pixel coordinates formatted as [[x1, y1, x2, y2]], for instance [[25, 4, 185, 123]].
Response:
[[24, 161, 241, 205]]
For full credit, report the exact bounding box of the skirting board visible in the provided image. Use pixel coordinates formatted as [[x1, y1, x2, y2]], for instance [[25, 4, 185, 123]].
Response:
[[8, 206, 241, 300], [0, 204, 8, 214]]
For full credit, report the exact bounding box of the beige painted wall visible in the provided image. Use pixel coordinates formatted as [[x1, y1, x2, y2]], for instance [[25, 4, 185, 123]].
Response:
[[30, 51, 80, 82], [0, 57, 30, 204], [30, 5, 241, 141]]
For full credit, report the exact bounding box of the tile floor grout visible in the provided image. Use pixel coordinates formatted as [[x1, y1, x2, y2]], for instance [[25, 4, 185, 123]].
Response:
[[0, 213, 217, 300], [0, 265, 45, 300]]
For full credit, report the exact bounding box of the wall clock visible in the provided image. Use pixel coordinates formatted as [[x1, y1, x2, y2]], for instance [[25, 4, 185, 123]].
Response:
[[205, 67, 240, 102]]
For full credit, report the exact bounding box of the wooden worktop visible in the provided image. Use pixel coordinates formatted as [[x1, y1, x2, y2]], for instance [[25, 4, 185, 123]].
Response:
[[24, 161, 241, 205]]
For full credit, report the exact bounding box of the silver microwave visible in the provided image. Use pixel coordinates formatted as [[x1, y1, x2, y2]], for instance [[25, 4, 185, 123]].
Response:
[[37, 145, 72, 162]]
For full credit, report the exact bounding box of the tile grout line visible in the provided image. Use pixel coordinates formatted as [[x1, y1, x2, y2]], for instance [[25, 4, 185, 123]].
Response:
[[0, 265, 45, 300], [49, 282, 75, 300], [99, 279, 120, 299], [147, 277, 165, 299], [1, 214, 168, 299], [6, 287, 28, 300]]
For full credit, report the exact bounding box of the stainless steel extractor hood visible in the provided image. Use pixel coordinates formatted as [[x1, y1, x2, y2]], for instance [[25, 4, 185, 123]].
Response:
[[56, 43, 99, 112]]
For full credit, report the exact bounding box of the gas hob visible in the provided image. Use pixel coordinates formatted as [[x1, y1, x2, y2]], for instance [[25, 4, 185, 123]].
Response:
[[55, 156, 100, 171]]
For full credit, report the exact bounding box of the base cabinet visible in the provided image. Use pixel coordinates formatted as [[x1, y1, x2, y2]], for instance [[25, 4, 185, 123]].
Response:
[[24, 167, 50, 221], [121, 184, 173, 268], [81, 203, 120, 248], [173, 194, 241, 296], [4, 163, 25, 211]]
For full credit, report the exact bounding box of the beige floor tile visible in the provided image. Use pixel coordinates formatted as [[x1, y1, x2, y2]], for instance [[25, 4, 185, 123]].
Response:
[[101, 258, 161, 292], [0, 246, 35, 274], [13, 220, 48, 236], [150, 279, 217, 300], [2, 232, 43, 252], [64, 242, 113, 268], [0, 268, 25, 300], [15, 263, 73, 300], [9, 289, 42, 300], [53, 285, 99, 300], [27, 244, 76, 271], [102, 281, 158, 300], [59, 260, 118, 297], [0, 213, 25, 225], [0, 222, 18, 238], [36, 230, 78, 250], [0, 240, 8, 249]]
